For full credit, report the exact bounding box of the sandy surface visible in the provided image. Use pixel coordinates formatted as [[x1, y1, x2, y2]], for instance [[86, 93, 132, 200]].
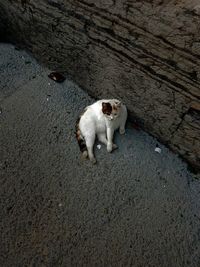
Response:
[[0, 43, 200, 267]]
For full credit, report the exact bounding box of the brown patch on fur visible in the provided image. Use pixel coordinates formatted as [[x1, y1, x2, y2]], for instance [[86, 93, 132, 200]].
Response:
[[75, 110, 87, 154], [102, 102, 112, 115]]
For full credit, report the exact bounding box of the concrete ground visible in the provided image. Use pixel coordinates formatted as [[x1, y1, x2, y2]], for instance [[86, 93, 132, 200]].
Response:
[[0, 43, 200, 267]]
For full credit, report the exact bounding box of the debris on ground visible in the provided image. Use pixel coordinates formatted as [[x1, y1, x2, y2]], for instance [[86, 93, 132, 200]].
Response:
[[97, 144, 101, 149], [155, 146, 162, 153], [48, 72, 66, 83], [46, 94, 51, 101]]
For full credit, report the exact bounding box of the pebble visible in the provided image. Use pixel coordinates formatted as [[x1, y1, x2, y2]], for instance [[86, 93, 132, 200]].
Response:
[[155, 147, 162, 153]]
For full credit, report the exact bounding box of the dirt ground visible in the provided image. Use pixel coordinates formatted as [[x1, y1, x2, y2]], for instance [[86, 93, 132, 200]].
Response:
[[0, 43, 200, 267]]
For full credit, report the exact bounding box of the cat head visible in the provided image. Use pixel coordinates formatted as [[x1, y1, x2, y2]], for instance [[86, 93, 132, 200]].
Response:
[[102, 100, 121, 121]]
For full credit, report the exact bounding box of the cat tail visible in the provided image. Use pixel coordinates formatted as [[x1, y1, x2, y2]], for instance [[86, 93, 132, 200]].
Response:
[[75, 118, 88, 158]]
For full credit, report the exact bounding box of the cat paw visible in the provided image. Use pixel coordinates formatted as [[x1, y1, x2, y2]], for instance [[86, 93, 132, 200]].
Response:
[[112, 144, 118, 150], [82, 151, 88, 159], [90, 157, 97, 164], [119, 128, 125, 135], [107, 144, 113, 153]]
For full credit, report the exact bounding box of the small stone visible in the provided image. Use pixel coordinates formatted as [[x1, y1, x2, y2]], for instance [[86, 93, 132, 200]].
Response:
[[48, 72, 66, 83], [97, 144, 101, 149], [155, 147, 162, 153], [47, 95, 51, 101]]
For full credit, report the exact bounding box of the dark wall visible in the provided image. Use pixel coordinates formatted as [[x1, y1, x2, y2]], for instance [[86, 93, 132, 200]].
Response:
[[0, 0, 199, 170]]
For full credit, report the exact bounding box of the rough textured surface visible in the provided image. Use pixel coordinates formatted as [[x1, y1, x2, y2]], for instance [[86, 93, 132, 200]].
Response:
[[1, 43, 200, 267], [0, 0, 200, 170]]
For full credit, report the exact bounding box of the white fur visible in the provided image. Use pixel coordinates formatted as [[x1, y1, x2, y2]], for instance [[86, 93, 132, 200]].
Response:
[[79, 99, 127, 163]]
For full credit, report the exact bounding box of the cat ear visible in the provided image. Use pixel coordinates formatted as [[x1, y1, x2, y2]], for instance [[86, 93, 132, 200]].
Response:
[[115, 101, 121, 107]]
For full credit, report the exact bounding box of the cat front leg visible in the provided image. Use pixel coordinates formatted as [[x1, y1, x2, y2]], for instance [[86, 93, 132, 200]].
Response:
[[107, 127, 115, 153], [98, 133, 118, 151], [85, 135, 96, 164], [119, 119, 126, 134], [119, 108, 127, 134]]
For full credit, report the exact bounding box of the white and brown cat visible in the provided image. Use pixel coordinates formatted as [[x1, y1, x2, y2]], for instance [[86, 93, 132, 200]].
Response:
[[76, 99, 127, 164]]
